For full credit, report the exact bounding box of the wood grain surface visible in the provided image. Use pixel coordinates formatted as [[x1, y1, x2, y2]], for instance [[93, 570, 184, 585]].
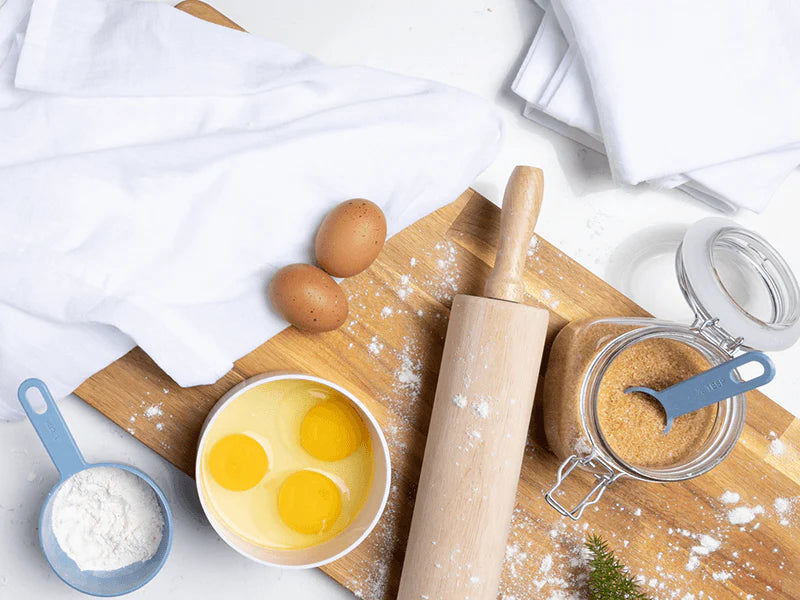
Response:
[[75, 3, 800, 599]]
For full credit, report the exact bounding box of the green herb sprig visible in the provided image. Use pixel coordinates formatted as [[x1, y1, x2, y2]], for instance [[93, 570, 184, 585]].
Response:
[[585, 534, 651, 600]]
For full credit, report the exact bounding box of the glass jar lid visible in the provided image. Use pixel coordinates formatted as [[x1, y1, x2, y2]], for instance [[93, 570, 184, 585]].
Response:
[[676, 218, 800, 351]]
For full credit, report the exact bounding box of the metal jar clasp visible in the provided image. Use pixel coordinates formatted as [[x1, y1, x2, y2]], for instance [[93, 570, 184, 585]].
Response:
[[544, 450, 622, 520]]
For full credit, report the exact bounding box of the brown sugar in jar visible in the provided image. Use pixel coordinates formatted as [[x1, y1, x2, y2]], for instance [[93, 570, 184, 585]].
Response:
[[596, 337, 716, 468], [541, 218, 799, 519], [541, 317, 746, 519]]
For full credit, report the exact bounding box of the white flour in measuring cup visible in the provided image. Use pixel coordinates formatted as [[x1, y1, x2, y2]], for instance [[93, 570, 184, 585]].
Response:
[[51, 466, 164, 571]]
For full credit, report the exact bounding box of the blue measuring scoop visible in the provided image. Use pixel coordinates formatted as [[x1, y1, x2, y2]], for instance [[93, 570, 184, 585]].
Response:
[[625, 352, 775, 434], [18, 378, 173, 597]]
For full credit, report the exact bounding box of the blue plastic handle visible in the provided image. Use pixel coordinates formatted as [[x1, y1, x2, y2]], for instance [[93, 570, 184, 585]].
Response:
[[626, 351, 775, 433], [18, 379, 87, 479]]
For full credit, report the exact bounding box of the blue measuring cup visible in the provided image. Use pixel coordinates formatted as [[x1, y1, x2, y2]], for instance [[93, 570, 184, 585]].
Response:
[[18, 378, 173, 597]]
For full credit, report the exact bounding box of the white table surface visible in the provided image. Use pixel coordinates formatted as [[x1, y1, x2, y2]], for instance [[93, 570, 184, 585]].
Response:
[[2, 0, 799, 598]]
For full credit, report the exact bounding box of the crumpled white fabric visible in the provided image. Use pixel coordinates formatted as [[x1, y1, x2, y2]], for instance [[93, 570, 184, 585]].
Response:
[[0, 0, 502, 420], [513, 0, 800, 212]]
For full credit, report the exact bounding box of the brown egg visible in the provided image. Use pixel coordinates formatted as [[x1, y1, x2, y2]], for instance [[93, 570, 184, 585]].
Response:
[[315, 199, 387, 277], [269, 264, 348, 333]]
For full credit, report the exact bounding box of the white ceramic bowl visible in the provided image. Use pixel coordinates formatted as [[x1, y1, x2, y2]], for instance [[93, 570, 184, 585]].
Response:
[[195, 373, 391, 568]]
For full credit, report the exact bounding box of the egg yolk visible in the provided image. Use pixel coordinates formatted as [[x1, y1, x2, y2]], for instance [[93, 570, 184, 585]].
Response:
[[208, 434, 269, 491], [300, 399, 364, 462], [278, 470, 342, 535]]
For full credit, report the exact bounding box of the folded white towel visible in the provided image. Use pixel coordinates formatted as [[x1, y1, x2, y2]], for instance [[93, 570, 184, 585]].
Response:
[[513, 0, 800, 212], [0, 0, 501, 420]]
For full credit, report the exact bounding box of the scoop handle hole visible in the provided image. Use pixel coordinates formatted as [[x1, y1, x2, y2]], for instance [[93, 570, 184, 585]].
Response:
[[21, 384, 48, 415], [18, 379, 87, 479], [735, 358, 766, 383], [729, 352, 775, 389]]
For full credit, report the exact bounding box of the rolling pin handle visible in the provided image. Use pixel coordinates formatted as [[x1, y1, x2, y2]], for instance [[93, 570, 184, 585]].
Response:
[[484, 166, 544, 303]]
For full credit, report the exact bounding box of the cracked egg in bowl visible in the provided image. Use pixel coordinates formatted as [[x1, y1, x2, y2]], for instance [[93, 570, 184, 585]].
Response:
[[196, 374, 390, 568]]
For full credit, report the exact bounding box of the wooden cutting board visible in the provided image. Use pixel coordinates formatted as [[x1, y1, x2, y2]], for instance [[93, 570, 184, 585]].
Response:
[[76, 3, 800, 598]]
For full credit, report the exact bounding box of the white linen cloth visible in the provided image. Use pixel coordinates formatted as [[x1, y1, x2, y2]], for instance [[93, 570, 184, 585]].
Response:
[[0, 0, 502, 420], [513, 0, 800, 212]]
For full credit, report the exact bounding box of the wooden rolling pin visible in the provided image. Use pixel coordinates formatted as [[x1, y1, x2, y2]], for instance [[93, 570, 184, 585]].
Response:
[[397, 166, 549, 600]]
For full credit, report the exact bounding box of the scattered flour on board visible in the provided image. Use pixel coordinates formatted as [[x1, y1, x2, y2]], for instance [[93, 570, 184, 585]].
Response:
[[691, 534, 720, 556], [539, 554, 553, 575], [769, 438, 786, 456], [774, 497, 796, 526], [500, 511, 589, 599], [686, 532, 721, 571], [504, 542, 528, 579], [397, 274, 412, 300], [393, 340, 422, 399], [538, 288, 560, 309], [686, 555, 701, 572], [495, 459, 791, 598], [426, 241, 460, 302], [367, 336, 384, 356], [727, 505, 764, 525], [143, 403, 163, 419], [720, 491, 740, 504], [774, 497, 792, 514], [395, 358, 421, 394], [380, 306, 393, 318]]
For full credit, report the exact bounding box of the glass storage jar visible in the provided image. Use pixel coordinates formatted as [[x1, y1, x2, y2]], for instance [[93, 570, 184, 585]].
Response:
[[542, 218, 800, 520]]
